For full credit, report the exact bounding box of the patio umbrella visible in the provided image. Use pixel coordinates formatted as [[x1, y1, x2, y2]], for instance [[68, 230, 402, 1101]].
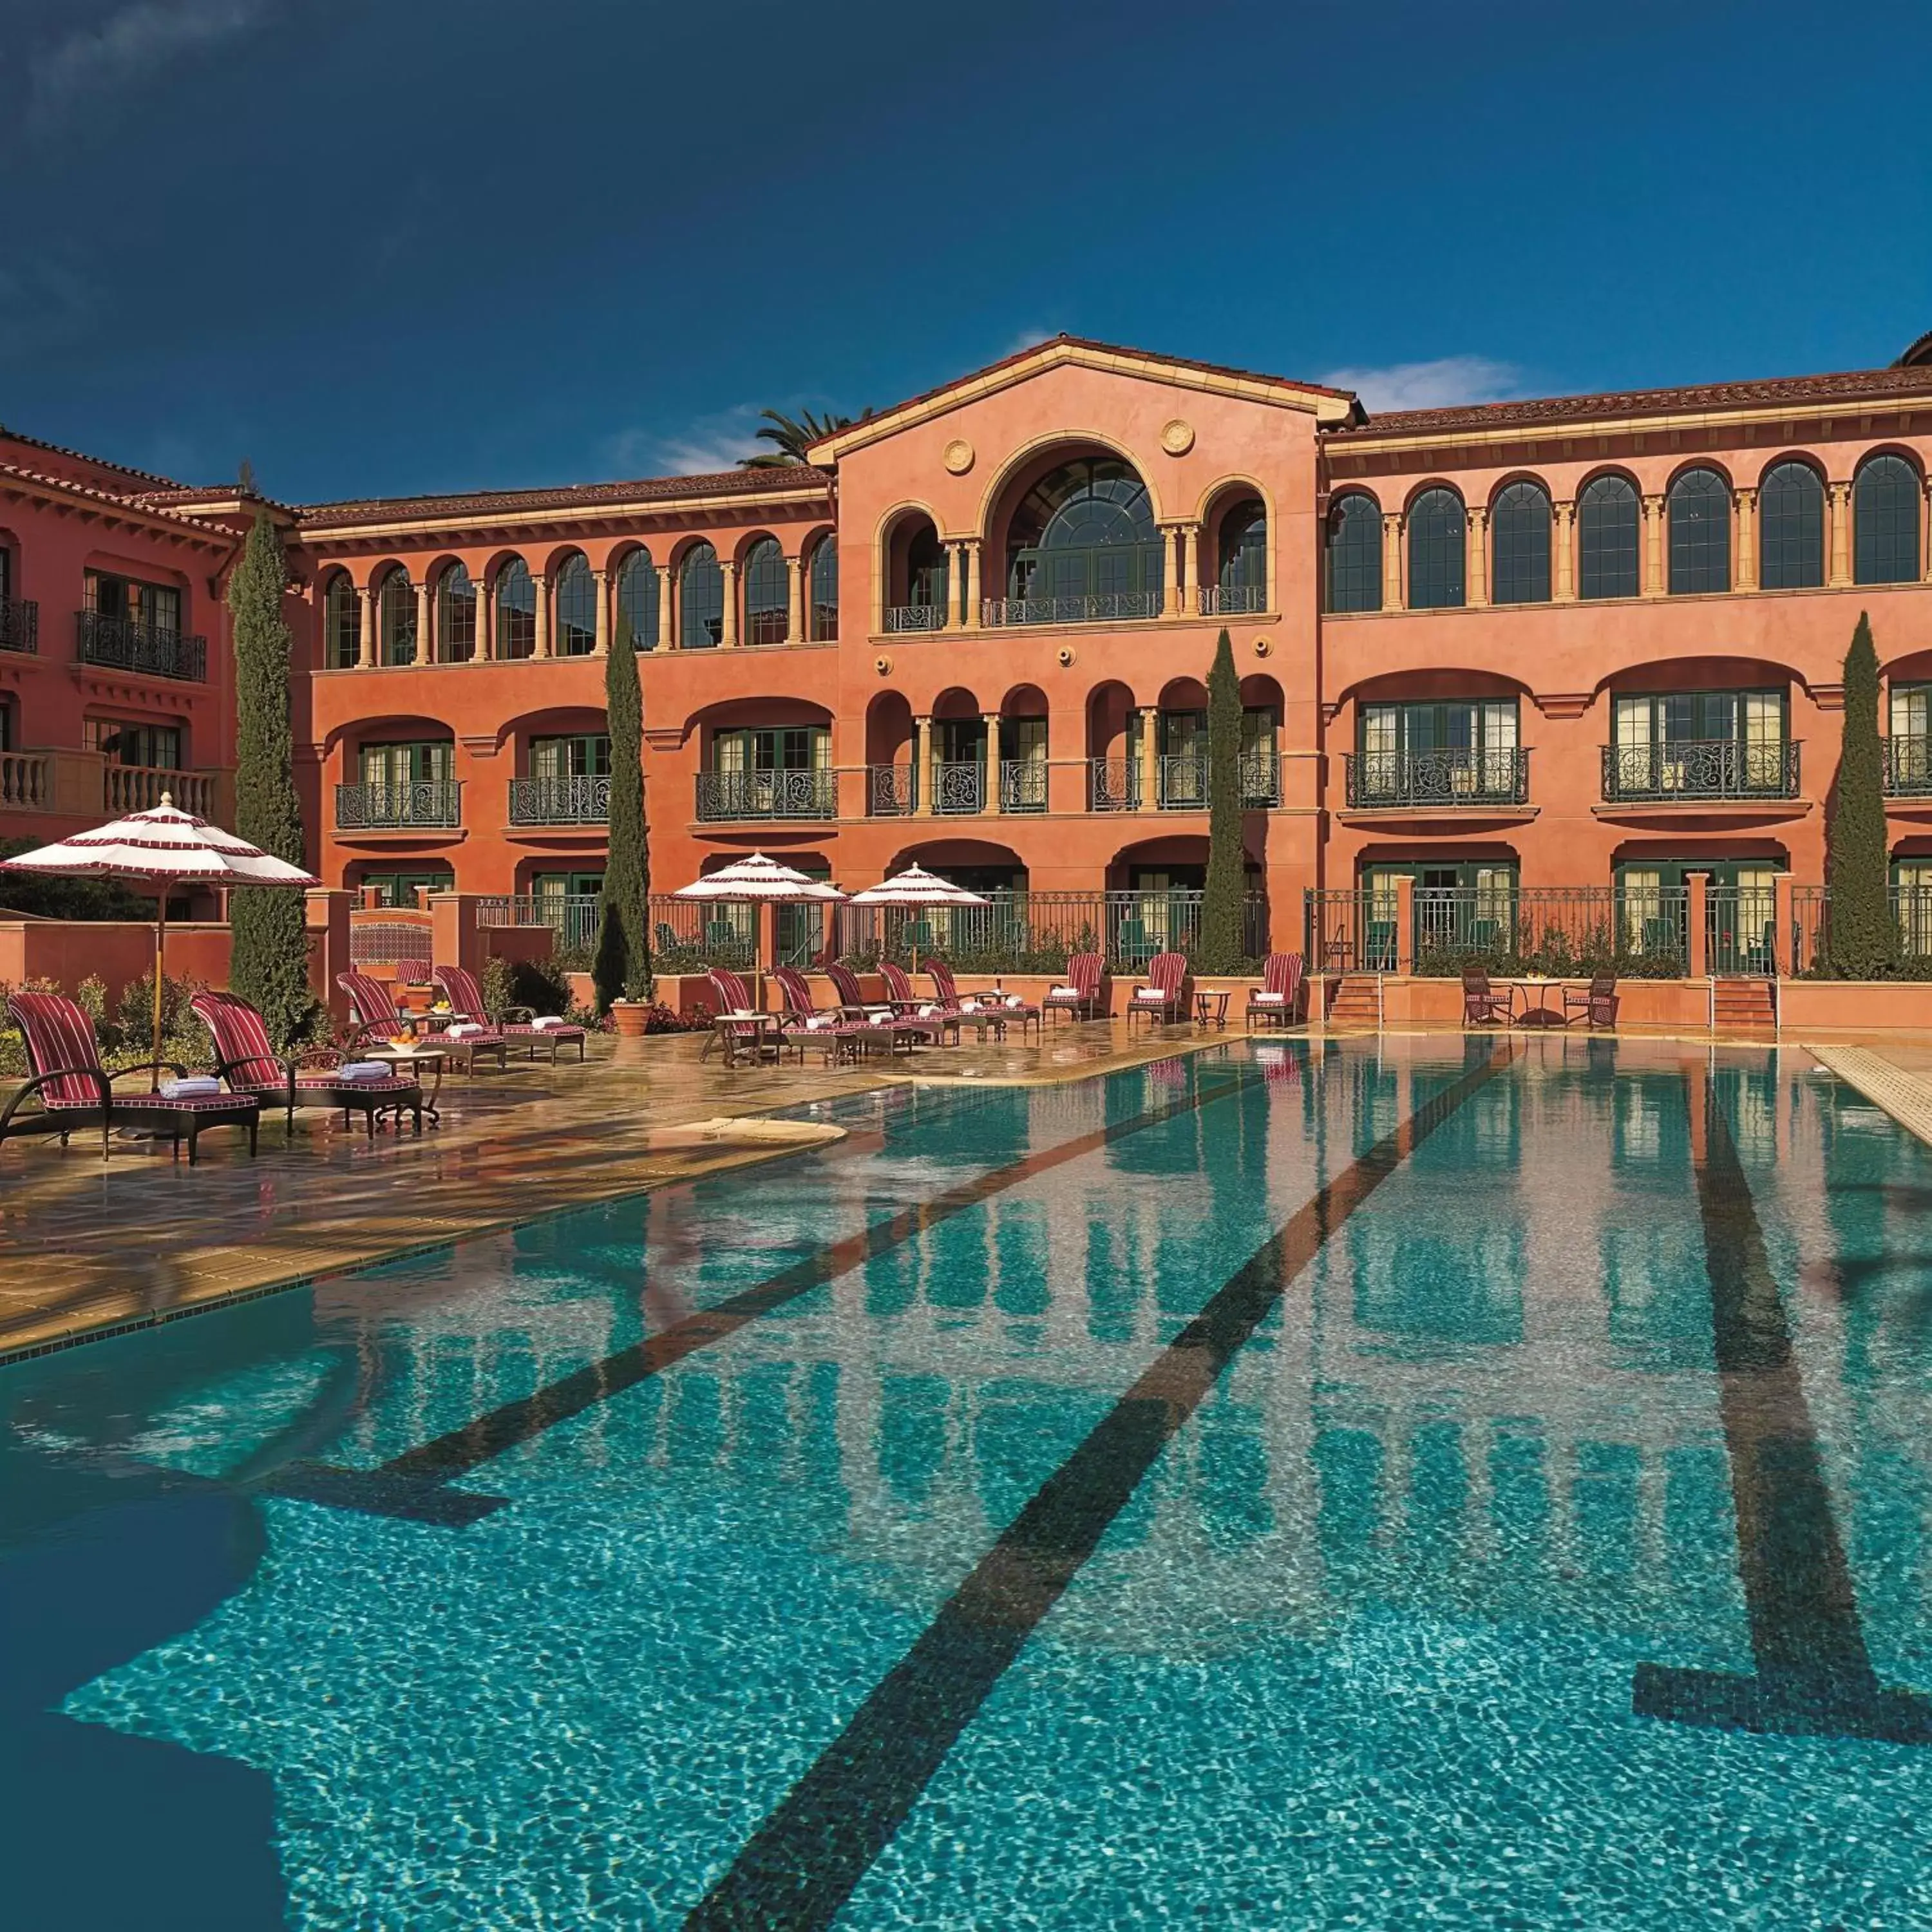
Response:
[[0, 792, 319, 1086], [671, 852, 846, 1009], [847, 864, 989, 972]]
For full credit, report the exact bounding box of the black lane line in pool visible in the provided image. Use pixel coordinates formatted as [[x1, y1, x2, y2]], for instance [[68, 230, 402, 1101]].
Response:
[[261, 1062, 1269, 1525], [1631, 1079, 1932, 1745], [684, 1042, 1519, 1932]]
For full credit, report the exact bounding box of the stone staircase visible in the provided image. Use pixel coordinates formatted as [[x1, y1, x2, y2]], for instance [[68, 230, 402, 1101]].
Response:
[[1323, 974, 1382, 1028], [1712, 976, 1776, 1034]]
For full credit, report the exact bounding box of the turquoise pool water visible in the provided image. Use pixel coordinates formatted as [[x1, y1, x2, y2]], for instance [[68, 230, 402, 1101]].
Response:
[[3, 1037, 1929, 1929]]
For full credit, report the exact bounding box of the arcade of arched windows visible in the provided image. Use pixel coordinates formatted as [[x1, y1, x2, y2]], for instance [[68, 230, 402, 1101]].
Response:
[[1323, 448, 1932, 613]]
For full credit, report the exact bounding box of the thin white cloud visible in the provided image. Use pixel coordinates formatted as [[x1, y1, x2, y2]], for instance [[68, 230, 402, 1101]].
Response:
[[999, 325, 1060, 359], [28, 1, 268, 129], [605, 404, 770, 478], [1320, 355, 1529, 414]]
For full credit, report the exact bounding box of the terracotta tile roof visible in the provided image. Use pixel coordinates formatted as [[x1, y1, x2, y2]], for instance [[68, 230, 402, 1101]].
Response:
[[0, 460, 235, 535], [0, 426, 183, 489], [134, 484, 301, 517], [1331, 363, 1932, 438], [296, 463, 831, 531]]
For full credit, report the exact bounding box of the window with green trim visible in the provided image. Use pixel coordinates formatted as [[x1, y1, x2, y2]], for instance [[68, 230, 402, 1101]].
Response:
[[529, 733, 611, 777]]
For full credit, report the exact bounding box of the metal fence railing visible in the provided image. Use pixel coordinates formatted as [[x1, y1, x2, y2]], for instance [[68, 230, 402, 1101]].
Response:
[[1790, 886, 1932, 974]]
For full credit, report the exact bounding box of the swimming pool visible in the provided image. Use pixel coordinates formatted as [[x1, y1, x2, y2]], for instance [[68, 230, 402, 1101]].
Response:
[[3, 1036, 1929, 1929]]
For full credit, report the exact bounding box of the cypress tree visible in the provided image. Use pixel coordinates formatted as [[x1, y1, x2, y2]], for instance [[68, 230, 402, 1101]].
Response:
[[227, 507, 317, 1045], [1824, 611, 1896, 978], [1197, 627, 1248, 971], [595, 625, 654, 1009]]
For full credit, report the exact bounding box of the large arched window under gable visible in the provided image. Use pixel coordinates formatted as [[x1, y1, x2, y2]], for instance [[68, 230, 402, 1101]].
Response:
[[1855, 453, 1922, 585], [743, 536, 788, 645], [1578, 473, 1640, 599], [1406, 487, 1465, 609], [1215, 497, 1267, 612], [1759, 460, 1824, 589], [1001, 456, 1163, 621], [553, 551, 596, 656], [1324, 491, 1382, 612], [378, 567, 417, 665], [1490, 480, 1551, 605], [681, 542, 723, 648], [1668, 468, 1730, 594], [808, 535, 838, 640], [436, 564, 476, 663], [322, 571, 359, 668], [495, 556, 536, 659], [615, 548, 658, 651]]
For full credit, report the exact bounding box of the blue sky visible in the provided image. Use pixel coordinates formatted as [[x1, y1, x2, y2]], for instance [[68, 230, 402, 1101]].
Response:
[[2, 0, 1927, 503]]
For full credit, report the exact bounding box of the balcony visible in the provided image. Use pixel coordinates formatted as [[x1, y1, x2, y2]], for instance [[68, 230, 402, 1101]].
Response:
[[1088, 752, 1279, 812], [106, 764, 214, 815], [1240, 748, 1282, 807], [508, 774, 610, 825], [335, 780, 463, 829], [867, 764, 917, 816], [1159, 753, 1209, 810], [1198, 584, 1266, 616], [883, 604, 945, 634], [75, 611, 206, 681], [1088, 757, 1141, 812], [1345, 748, 1531, 810], [694, 769, 835, 822], [1600, 740, 1799, 802], [1, 750, 49, 810], [981, 590, 1162, 627], [1, 598, 38, 654], [931, 761, 985, 815], [999, 759, 1048, 812], [1884, 735, 1932, 797]]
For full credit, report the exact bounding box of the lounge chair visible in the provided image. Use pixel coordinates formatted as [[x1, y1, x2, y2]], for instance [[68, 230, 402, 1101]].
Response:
[[1125, 951, 1188, 1032], [1563, 974, 1620, 1030], [704, 967, 804, 1065], [927, 960, 1041, 1039], [772, 966, 864, 1053], [337, 970, 510, 1074], [1245, 952, 1305, 1029], [433, 965, 587, 1064], [1462, 967, 1509, 1027], [1045, 951, 1106, 1025], [3, 991, 260, 1164], [876, 961, 942, 1018], [191, 989, 422, 1138], [824, 961, 941, 1051]]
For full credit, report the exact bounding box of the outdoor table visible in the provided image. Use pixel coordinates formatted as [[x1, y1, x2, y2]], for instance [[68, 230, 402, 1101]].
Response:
[[1504, 978, 1572, 1029], [940, 1009, 1010, 1046], [363, 1043, 448, 1126], [833, 1023, 923, 1063], [1194, 988, 1232, 1030], [709, 1011, 789, 1067]]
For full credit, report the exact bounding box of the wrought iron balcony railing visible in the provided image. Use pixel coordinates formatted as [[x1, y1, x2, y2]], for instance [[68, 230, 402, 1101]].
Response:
[[1884, 735, 1932, 797], [1088, 757, 1141, 811], [1345, 747, 1531, 808], [1600, 739, 1799, 802], [694, 769, 835, 821], [999, 759, 1048, 812], [1198, 583, 1267, 615], [1158, 753, 1210, 810], [1239, 748, 1281, 807], [76, 610, 207, 681], [867, 764, 917, 815], [1, 597, 38, 653], [883, 604, 945, 633], [508, 774, 610, 824], [335, 780, 463, 829], [932, 760, 984, 815], [981, 590, 1162, 627]]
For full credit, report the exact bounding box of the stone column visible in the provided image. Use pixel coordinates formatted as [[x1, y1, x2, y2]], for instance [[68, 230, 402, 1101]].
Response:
[[1177, 522, 1200, 616], [1553, 500, 1576, 602], [1686, 872, 1710, 982], [963, 540, 983, 630], [1394, 875, 1415, 976], [1772, 874, 1794, 976], [786, 554, 805, 644], [1734, 486, 1758, 592], [1466, 504, 1490, 608], [357, 583, 376, 667], [656, 564, 675, 649], [475, 576, 493, 660], [592, 567, 610, 656], [1138, 705, 1160, 810], [719, 560, 739, 647], [532, 574, 551, 658], [1924, 477, 1932, 582], [1642, 495, 1666, 598], [983, 714, 999, 815], [1828, 480, 1853, 586], [1381, 513, 1404, 611], [415, 577, 432, 663], [914, 714, 933, 817]]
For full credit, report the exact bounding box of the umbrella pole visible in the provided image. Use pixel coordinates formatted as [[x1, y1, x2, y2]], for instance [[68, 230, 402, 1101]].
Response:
[[151, 889, 168, 1091]]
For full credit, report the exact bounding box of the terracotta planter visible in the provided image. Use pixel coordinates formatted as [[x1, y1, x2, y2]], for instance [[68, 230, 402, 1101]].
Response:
[[609, 999, 650, 1038]]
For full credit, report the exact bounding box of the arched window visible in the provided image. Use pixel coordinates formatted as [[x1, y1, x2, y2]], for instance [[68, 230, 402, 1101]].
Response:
[[615, 549, 658, 651], [1578, 475, 1639, 599], [906, 524, 949, 623], [1215, 497, 1267, 612], [379, 568, 416, 665], [681, 542, 723, 648], [436, 564, 475, 663], [554, 552, 596, 656], [1759, 461, 1824, 589], [1668, 468, 1730, 594], [1856, 453, 1922, 585], [1406, 488, 1465, 609], [1324, 492, 1382, 612], [495, 558, 535, 659], [743, 536, 788, 645], [1490, 480, 1551, 605], [323, 572, 359, 668], [1001, 457, 1162, 621], [808, 535, 838, 640]]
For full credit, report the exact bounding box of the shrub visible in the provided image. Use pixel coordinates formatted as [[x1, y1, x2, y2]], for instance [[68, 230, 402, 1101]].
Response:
[[507, 956, 572, 1016]]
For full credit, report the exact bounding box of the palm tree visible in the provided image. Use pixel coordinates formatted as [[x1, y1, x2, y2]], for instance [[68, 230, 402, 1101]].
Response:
[[739, 405, 872, 468]]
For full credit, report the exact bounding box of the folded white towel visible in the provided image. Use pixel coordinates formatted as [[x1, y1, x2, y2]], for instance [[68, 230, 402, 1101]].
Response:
[[159, 1075, 220, 1099], [864, 1006, 895, 1022], [530, 1014, 566, 1029], [1050, 985, 1079, 998], [447, 1021, 486, 1037], [338, 1061, 390, 1081], [960, 999, 982, 1012], [1003, 995, 1025, 1009], [724, 1009, 762, 1020], [1253, 991, 1285, 1005], [804, 1016, 836, 1031], [916, 1004, 938, 1017], [1133, 988, 1162, 1001]]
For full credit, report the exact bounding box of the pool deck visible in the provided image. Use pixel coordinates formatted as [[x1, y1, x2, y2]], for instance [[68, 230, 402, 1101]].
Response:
[[0, 1019, 1231, 1363], [6, 1016, 1932, 1367]]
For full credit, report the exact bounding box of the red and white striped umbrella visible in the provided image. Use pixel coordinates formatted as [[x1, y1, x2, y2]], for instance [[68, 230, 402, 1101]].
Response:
[[846, 864, 989, 908], [671, 853, 846, 904]]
